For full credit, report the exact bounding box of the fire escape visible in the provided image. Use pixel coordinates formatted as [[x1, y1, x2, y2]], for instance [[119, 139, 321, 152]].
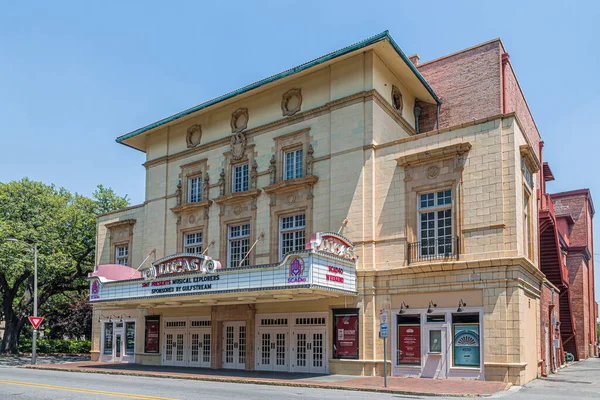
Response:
[[539, 162, 578, 360]]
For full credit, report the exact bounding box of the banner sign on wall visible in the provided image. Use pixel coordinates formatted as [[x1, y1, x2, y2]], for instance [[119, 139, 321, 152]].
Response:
[[334, 313, 358, 358], [398, 325, 421, 365], [144, 316, 160, 353], [453, 324, 480, 367]]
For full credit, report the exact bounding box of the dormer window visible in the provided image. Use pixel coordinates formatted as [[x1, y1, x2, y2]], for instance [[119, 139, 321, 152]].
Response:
[[284, 149, 303, 180], [188, 176, 202, 203]]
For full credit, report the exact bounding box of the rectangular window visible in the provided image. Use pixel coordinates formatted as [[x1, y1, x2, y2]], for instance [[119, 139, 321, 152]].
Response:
[[232, 164, 249, 193], [284, 149, 303, 180], [125, 322, 135, 356], [524, 191, 531, 259], [452, 313, 480, 367], [188, 176, 202, 203], [522, 158, 533, 188], [396, 315, 421, 365], [228, 223, 250, 268], [184, 232, 203, 255], [279, 214, 306, 259], [144, 316, 160, 353], [418, 190, 453, 258], [333, 309, 359, 359], [115, 245, 129, 266], [103, 322, 113, 355]]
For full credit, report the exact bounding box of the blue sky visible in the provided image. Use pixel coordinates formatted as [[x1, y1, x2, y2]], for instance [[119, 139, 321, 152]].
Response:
[[1, 1, 599, 303]]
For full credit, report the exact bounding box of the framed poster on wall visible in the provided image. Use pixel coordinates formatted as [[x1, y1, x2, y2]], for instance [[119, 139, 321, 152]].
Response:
[[398, 325, 421, 364], [333, 309, 359, 359], [144, 316, 160, 353], [453, 323, 480, 367]]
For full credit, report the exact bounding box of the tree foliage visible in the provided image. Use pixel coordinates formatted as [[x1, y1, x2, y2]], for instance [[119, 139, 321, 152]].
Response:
[[0, 178, 128, 353]]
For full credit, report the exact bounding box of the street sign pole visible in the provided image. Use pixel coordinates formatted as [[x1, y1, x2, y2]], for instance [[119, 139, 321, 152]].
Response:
[[383, 335, 387, 387], [32, 244, 38, 365], [380, 309, 389, 388]]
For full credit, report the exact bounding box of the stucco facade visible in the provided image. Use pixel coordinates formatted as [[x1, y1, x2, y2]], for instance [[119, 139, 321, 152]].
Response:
[[90, 33, 547, 384]]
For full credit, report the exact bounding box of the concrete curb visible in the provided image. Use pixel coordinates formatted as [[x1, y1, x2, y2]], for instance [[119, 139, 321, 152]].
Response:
[[22, 365, 507, 398]]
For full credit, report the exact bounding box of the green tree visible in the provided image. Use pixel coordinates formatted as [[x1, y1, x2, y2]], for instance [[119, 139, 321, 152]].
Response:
[[0, 178, 128, 353]]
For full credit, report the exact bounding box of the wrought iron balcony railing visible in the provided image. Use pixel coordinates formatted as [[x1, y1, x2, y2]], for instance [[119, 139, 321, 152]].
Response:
[[407, 236, 460, 264]]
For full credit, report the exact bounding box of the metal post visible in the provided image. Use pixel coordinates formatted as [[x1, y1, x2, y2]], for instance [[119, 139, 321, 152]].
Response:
[[383, 335, 387, 388], [32, 244, 37, 365]]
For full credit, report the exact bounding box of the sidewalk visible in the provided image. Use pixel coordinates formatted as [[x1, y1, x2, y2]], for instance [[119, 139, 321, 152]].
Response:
[[24, 361, 510, 397]]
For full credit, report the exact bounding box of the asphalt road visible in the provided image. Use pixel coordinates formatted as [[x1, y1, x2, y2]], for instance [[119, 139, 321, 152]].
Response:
[[0, 357, 598, 399]]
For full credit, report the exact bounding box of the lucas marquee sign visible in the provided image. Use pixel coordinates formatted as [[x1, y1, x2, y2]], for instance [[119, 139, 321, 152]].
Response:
[[89, 232, 358, 302]]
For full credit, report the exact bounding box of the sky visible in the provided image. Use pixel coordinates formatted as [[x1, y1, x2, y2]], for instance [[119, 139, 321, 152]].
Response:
[[1, 1, 599, 304]]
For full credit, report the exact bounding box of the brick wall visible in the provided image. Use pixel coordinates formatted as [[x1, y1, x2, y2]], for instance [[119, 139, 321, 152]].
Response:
[[417, 41, 503, 132]]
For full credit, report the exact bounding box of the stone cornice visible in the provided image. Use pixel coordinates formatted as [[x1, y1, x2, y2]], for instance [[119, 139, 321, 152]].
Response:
[[104, 219, 136, 229], [262, 176, 319, 194], [170, 200, 213, 215], [97, 204, 145, 219], [519, 144, 541, 173], [213, 189, 261, 205], [396, 142, 472, 167]]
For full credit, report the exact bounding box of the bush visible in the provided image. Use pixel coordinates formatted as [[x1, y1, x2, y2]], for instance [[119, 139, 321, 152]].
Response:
[[18, 339, 91, 354]]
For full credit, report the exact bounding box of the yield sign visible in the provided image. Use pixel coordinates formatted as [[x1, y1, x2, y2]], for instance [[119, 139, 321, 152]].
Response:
[[28, 316, 44, 330]]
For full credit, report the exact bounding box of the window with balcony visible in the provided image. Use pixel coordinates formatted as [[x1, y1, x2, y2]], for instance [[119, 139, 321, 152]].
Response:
[[284, 149, 303, 180], [228, 223, 250, 268], [279, 214, 306, 259], [188, 176, 202, 203], [408, 189, 457, 262], [115, 245, 129, 266], [184, 232, 203, 255], [232, 164, 249, 193]]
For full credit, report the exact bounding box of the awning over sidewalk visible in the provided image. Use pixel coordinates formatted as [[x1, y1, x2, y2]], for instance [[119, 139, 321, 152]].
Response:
[[89, 232, 358, 306]]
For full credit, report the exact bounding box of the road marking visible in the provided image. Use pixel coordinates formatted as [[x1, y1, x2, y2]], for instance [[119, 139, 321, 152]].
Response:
[[0, 379, 178, 399]]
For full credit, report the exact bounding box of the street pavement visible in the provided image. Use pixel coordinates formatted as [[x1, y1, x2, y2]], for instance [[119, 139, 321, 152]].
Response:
[[0, 356, 597, 399]]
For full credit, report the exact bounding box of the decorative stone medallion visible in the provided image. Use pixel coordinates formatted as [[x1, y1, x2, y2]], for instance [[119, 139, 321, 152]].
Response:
[[233, 205, 243, 216], [281, 89, 302, 116], [188, 214, 196, 224], [286, 193, 296, 205], [230, 132, 247, 160], [427, 165, 440, 179], [391, 85, 403, 113], [231, 108, 249, 133], [186, 124, 202, 148]]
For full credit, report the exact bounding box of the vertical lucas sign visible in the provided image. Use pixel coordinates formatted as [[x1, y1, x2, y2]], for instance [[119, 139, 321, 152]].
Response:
[[306, 232, 358, 262]]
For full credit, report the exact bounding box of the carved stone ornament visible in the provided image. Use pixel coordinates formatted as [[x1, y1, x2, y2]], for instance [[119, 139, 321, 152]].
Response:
[[427, 165, 440, 179], [306, 144, 314, 176], [286, 193, 296, 205], [218, 169, 226, 196], [281, 89, 302, 116], [391, 85, 403, 113], [188, 214, 196, 224], [202, 173, 210, 200], [250, 159, 258, 189], [230, 132, 247, 161], [268, 155, 276, 185], [233, 205, 243, 216], [455, 152, 468, 171], [404, 166, 412, 182], [230, 108, 249, 133], [175, 179, 183, 206], [186, 124, 202, 148]]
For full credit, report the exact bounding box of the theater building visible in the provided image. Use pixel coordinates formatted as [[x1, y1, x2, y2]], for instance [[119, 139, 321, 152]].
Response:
[[90, 32, 549, 384]]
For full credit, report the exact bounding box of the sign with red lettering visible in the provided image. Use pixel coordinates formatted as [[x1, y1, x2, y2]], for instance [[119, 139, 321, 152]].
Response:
[[307, 232, 358, 262], [398, 325, 421, 365], [28, 316, 44, 330], [334, 314, 358, 358]]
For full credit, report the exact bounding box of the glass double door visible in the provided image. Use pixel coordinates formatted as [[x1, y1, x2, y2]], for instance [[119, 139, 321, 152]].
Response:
[[163, 329, 211, 367], [222, 321, 246, 370], [292, 329, 327, 373], [256, 329, 288, 371]]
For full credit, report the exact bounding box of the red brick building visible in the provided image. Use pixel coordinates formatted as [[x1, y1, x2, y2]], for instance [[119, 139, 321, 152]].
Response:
[[539, 143, 597, 372], [552, 189, 598, 360]]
